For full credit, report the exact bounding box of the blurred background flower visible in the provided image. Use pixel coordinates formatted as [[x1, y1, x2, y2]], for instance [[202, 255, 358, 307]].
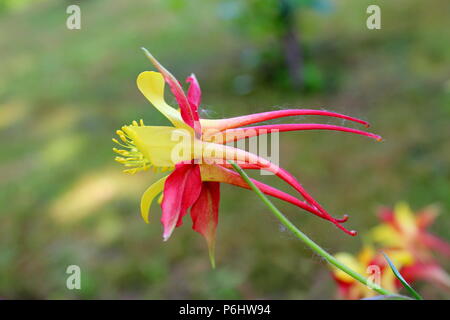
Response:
[[331, 203, 450, 299], [371, 203, 450, 291], [0, 0, 449, 299], [331, 246, 414, 299]]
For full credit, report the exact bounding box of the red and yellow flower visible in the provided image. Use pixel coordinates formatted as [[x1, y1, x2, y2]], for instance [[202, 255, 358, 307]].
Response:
[[113, 49, 381, 266], [332, 246, 414, 299], [370, 202, 450, 289], [331, 203, 450, 299]]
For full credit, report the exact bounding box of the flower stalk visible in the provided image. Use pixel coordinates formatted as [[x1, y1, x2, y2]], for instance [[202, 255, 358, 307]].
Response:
[[229, 160, 396, 297]]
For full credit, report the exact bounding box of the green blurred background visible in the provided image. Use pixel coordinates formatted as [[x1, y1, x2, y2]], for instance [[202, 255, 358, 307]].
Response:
[[0, 0, 449, 299]]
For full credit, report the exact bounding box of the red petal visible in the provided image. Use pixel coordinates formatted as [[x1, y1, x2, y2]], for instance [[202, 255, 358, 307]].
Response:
[[200, 164, 347, 225], [191, 182, 220, 268], [211, 145, 356, 236], [186, 74, 201, 112], [402, 263, 450, 289], [211, 123, 382, 144], [203, 109, 370, 132], [218, 157, 355, 235], [331, 273, 356, 299], [161, 163, 202, 240], [163, 74, 200, 133], [268, 166, 356, 235], [416, 206, 439, 230], [377, 207, 395, 224], [202, 143, 355, 234], [419, 233, 450, 257], [142, 48, 200, 134]]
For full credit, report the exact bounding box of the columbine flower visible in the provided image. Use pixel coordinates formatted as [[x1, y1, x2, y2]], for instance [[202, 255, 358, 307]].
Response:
[[332, 246, 414, 299], [370, 202, 450, 288], [113, 48, 382, 266]]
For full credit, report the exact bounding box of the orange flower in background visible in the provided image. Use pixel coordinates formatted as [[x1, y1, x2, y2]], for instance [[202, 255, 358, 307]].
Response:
[[331, 246, 414, 299], [331, 203, 450, 300], [371, 202, 450, 258], [370, 202, 450, 289]]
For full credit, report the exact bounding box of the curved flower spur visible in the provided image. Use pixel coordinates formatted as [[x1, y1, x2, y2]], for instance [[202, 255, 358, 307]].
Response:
[[113, 48, 382, 266]]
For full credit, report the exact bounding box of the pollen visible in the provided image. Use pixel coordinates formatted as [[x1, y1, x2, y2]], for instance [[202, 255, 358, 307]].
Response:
[[112, 119, 152, 174]]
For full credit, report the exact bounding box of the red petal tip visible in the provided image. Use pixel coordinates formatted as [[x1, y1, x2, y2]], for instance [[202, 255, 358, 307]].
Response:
[[333, 221, 357, 236], [162, 233, 171, 242], [336, 214, 349, 223]]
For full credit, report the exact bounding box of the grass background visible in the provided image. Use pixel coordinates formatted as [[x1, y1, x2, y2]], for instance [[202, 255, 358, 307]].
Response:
[[0, 0, 449, 299]]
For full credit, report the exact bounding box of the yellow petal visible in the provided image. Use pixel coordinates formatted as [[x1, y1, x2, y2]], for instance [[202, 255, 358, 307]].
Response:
[[122, 125, 194, 167], [157, 192, 164, 204], [370, 224, 404, 248], [394, 202, 417, 236], [333, 253, 364, 283], [140, 175, 168, 223], [385, 249, 414, 268], [381, 269, 398, 293], [358, 245, 375, 266], [136, 71, 187, 129]]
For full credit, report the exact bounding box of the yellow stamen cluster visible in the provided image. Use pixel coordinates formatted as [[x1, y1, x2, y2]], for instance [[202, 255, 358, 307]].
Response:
[[113, 119, 154, 174]]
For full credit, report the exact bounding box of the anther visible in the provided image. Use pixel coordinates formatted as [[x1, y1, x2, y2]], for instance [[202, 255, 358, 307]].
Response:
[[115, 157, 127, 163]]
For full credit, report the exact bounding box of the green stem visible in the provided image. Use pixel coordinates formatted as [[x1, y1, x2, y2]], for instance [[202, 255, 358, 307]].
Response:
[[229, 161, 395, 297]]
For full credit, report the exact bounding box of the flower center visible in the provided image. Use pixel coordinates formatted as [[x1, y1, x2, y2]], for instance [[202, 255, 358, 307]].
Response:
[[113, 120, 171, 174]]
